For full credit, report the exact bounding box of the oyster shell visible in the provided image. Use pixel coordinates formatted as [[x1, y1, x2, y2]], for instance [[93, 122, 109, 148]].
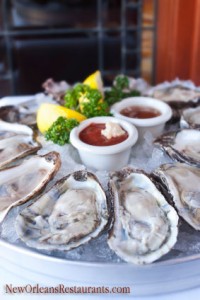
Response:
[[154, 163, 200, 230], [14, 99, 38, 126], [15, 171, 110, 251], [0, 152, 60, 222], [42, 78, 70, 104], [107, 168, 178, 264], [147, 83, 200, 122], [0, 106, 19, 123], [0, 98, 40, 126], [152, 86, 200, 107], [180, 106, 200, 129], [0, 120, 40, 168], [154, 129, 200, 167]]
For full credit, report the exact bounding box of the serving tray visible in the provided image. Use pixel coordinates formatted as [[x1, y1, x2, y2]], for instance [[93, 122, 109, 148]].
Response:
[[0, 95, 200, 297]]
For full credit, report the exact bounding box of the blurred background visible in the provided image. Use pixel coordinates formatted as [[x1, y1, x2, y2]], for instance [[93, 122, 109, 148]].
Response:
[[0, 0, 199, 96]]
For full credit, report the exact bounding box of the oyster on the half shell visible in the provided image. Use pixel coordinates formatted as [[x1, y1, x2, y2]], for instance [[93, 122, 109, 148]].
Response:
[[15, 171, 110, 251], [0, 98, 39, 126], [180, 106, 200, 129], [0, 152, 60, 222], [0, 106, 19, 123], [0, 120, 40, 168], [154, 163, 200, 230], [154, 129, 200, 167], [150, 86, 200, 109], [107, 168, 178, 264], [147, 85, 200, 123]]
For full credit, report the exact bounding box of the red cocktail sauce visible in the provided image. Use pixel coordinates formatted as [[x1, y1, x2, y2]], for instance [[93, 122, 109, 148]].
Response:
[[120, 106, 161, 119], [79, 123, 128, 146]]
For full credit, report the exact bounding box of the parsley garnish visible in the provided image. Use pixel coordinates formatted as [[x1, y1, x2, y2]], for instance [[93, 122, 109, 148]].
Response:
[[45, 116, 79, 145], [104, 75, 141, 106], [64, 84, 110, 118]]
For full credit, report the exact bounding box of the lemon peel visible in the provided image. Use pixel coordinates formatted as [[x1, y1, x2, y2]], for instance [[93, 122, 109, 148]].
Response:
[[37, 103, 86, 134], [83, 70, 104, 95]]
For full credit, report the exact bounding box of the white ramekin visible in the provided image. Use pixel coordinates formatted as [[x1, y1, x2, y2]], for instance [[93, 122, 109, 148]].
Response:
[[111, 97, 172, 140], [70, 116, 138, 171]]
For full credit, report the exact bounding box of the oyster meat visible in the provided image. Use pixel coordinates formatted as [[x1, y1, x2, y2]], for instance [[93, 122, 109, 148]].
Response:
[[152, 87, 200, 105], [154, 129, 200, 167], [180, 106, 200, 129], [148, 85, 200, 109], [15, 171, 110, 251], [14, 98, 39, 126], [42, 78, 70, 104], [147, 83, 200, 122], [154, 163, 200, 230], [0, 106, 19, 123], [0, 95, 50, 126], [0, 152, 60, 222], [0, 120, 40, 168], [0, 105, 36, 126], [107, 168, 178, 264]]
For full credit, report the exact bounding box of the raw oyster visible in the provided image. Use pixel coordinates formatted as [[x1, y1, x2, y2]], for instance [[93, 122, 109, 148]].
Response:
[[15, 171, 110, 251], [0, 106, 19, 123], [147, 84, 200, 122], [14, 98, 39, 126], [180, 106, 200, 129], [42, 78, 70, 104], [0, 120, 40, 168], [0, 96, 43, 126], [154, 129, 200, 167], [107, 168, 178, 264], [154, 163, 200, 230], [148, 85, 200, 109], [0, 152, 60, 222], [0, 104, 36, 126]]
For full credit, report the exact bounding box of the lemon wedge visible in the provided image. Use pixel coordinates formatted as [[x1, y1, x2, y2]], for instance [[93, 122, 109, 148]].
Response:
[[83, 70, 104, 95], [37, 103, 86, 134]]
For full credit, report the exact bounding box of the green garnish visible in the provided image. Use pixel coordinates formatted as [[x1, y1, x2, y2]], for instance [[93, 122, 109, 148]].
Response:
[[64, 83, 110, 118], [45, 116, 79, 145], [114, 75, 130, 90], [104, 75, 141, 106], [64, 84, 87, 111]]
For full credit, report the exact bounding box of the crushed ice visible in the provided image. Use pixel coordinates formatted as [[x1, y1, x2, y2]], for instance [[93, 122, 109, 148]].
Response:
[[0, 128, 200, 264]]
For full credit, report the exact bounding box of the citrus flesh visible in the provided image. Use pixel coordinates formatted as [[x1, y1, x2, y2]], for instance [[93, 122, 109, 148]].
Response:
[[37, 103, 86, 134]]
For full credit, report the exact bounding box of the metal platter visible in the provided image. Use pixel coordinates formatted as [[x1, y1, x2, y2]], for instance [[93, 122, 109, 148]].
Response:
[[0, 95, 200, 298]]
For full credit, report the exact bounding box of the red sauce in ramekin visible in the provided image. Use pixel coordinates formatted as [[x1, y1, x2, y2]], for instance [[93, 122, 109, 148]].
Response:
[[79, 123, 128, 146], [120, 106, 161, 119]]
